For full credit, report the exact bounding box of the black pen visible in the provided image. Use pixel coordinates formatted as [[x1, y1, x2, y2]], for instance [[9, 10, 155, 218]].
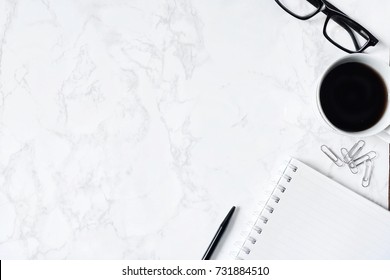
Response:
[[202, 206, 236, 260]]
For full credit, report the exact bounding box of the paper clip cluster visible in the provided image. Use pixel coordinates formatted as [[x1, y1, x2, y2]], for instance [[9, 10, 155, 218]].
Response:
[[321, 140, 376, 187]]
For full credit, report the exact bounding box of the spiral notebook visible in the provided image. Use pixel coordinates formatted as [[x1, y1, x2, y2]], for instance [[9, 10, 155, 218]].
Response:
[[237, 158, 390, 259]]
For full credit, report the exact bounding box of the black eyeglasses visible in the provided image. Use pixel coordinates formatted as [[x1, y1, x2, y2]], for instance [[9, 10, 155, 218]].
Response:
[[275, 0, 378, 53]]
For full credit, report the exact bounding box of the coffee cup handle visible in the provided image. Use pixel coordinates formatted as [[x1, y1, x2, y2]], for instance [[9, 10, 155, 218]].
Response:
[[378, 126, 390, 142]]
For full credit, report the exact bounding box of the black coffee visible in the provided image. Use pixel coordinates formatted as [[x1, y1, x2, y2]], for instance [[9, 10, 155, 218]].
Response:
[[320, 62, 387, 132]]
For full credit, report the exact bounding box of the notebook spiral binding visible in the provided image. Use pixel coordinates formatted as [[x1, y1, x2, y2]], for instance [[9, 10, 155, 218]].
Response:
[[236, 161, 298, 259]]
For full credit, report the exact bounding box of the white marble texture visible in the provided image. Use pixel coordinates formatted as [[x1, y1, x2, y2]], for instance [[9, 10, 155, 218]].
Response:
[[0, 0, 389, 259]]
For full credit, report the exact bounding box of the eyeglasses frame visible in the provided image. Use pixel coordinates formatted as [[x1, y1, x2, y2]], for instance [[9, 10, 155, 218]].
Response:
[[274, 0, 378, 53]]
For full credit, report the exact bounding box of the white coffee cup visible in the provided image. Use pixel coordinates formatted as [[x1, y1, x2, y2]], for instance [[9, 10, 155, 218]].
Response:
[[316, 54, 390, 142]]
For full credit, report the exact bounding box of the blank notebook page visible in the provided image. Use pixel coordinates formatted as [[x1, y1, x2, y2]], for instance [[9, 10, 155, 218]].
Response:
[[237, 158, 390, 259]]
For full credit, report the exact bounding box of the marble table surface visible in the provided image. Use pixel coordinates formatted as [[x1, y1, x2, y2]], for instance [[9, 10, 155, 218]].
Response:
[[1, 0, 390, 259]]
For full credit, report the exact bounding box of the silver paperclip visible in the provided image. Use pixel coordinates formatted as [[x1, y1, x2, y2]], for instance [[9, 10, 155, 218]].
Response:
[[347, 140, 365, 160], [321, 145, 344, 167], [341, 148, 352, 164], [362, 159, 373, 187], [354, 151, 377, 166], [341, 148, 358, 174]]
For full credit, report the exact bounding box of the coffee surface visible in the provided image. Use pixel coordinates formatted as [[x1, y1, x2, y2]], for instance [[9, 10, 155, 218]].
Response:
[[320, 62, 387, 132]]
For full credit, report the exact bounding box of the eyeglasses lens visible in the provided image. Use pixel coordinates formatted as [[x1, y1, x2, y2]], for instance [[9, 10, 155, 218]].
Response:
[[325, 15, 369, 52]]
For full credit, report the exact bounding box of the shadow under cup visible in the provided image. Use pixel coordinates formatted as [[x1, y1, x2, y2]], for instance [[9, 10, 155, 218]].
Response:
[[319, 60, 388, 133]]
